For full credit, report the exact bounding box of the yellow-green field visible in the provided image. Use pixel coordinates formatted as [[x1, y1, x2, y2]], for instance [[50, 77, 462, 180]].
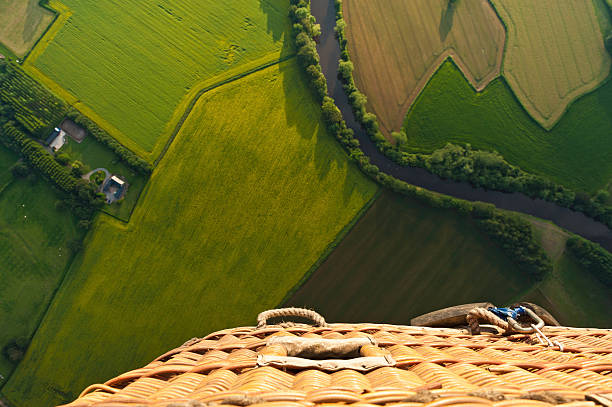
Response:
[[491, 0, 611, 128], [344, 0, 505, 134], [23, 0, 293, 158], [0, 0, 54, 57], [3, 61, 378, 407]]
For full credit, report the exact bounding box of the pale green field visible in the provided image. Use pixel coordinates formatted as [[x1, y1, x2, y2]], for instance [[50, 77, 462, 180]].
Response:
[[24, 0, 293, 158], [491, 0, 611, 128], [0, 0, 54, 57], [3, 61, 378, 407]]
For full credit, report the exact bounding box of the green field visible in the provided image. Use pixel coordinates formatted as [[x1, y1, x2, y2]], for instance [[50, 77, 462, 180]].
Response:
[[0, 156, 84, 383], [3, 61, 378, 407], [403, 60, 612, 193], [23, 0, 293, 158], [490, 0, 610, 129], [0, 0, 55, 58], [57, 137, 147, 221], [286, 191, 532, 323]]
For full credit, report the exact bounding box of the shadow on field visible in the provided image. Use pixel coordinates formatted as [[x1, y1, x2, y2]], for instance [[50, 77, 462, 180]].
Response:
[[439, 1, 457, 41], [259, 0, 295, 57]]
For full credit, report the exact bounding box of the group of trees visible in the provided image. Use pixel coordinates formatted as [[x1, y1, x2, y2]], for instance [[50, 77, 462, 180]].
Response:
[[0, 61, 68, 138], [332, 0, 612, 229], [292, 0, 553, 280], [566, 236, 612, 287]]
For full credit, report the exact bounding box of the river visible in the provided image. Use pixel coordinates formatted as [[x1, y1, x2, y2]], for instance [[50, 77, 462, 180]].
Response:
[[310, 0, 612, 252]]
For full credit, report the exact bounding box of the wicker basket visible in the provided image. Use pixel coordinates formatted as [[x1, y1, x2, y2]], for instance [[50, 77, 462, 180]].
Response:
[[62, 308, 612, 407]]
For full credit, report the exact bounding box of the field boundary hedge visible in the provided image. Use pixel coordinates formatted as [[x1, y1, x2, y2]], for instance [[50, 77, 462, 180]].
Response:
[[290, 0, 552, 280], [332, 0, 612, 229], [566, 236, 612, 287]]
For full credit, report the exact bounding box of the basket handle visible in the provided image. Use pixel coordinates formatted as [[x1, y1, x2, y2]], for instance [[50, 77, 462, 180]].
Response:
[[257, 308, 327, 328]]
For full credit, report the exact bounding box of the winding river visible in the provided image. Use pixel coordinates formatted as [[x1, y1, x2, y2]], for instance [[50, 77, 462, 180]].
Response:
[[310, 0, 612, 252]]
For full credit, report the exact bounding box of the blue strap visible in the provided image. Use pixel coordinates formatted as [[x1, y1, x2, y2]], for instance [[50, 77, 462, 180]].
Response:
[[487, 306, 527, 321]]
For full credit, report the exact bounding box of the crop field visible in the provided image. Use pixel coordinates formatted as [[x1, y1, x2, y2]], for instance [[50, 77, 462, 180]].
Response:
[[343, 0, 505, 134], [58, 137, 147, 221], [0, 0, 55, 58], [23, 0, 293, 158], [490, 0, 611, 129], [0, 168, 83, 383], [403, 61, 612, 193], [3, 61, 378, 407], [286, 191, 529, 324]]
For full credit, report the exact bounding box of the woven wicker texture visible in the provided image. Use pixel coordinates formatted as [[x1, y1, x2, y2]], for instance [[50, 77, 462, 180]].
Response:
[[62, 323, 612, 407]]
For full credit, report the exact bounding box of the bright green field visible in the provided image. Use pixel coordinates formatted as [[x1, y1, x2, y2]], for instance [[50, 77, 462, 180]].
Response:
[[26, 0, 293, 157], [0, 164, 83, 383], [3, 61, 378, 407], [403, 60, 612, 194], [286, 191, 531, 323], [58, 137, 147, 221]]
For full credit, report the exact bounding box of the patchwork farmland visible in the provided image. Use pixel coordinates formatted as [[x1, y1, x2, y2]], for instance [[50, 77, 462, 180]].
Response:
[[0, 0, 54, 58], [491, 0, 611, 128], [403, 60, 612, 193], [343, 0, 505, 134], [3, 61, 378, 407], [24, 0, 293, 158]]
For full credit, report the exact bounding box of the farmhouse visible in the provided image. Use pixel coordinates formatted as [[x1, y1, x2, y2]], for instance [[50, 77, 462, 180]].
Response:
[[102, 175, 127, 204], [45, 127, 66, 152]]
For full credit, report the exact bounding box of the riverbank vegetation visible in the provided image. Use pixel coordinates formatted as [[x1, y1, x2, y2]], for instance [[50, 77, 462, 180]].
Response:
[[342, 0, 504, 134], [2, 61, 378, 407], [23, 0, 294, 157]]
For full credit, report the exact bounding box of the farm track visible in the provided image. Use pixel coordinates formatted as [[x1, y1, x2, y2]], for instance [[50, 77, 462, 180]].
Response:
[[312, 0, 612, 251], [153, 54, 296, 167]]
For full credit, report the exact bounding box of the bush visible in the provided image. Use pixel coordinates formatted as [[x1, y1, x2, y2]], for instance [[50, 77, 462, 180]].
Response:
[[566, 236, 612, 287], [55, 152, 70, 166], [11, 161, 30, 178]]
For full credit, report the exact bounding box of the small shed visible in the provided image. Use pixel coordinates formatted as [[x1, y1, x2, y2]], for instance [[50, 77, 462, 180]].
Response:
[[102, 175, 128, 203]]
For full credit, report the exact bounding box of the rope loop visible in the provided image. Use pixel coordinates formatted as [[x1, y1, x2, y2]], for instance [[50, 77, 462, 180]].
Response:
[[257, 308, 327, 328], [467, 306, 544, 335]]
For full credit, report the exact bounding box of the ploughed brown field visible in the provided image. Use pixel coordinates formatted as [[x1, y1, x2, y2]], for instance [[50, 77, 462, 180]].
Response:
[[343, 0, 505, 135]]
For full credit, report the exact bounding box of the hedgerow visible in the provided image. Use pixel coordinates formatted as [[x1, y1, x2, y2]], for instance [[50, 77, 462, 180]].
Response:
[[290, 0, 552, 280], [332, 0, 612, 229]]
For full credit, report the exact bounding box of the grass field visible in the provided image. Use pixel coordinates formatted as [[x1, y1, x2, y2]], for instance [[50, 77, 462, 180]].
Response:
[[58, 137, 147, 221], [403, 60, 612, 193], [491, 0, 611, 129], [0, 161, 84, 384], [286, 191, 530, 324], [521, 217, 612, 328], [0, 0, 54, 58], [344, 0, 505, 135], [2, 61, 378, 407], [22, 0, 293, 159]]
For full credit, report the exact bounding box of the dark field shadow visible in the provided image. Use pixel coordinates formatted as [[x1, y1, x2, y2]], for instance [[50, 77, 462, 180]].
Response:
[[439, 1, 457, 41]]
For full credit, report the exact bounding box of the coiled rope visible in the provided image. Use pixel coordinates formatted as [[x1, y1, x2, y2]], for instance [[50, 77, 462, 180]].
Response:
[[257, 308, 328, 328]]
